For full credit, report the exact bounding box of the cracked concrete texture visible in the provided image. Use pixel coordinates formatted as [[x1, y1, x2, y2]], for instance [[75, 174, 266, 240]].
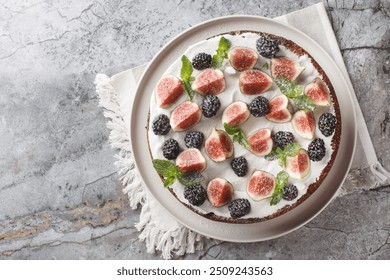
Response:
[[0, 0, 389, 259]]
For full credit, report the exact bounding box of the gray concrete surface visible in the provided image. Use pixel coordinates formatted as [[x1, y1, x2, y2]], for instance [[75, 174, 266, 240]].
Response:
[[0, 0, 389, 259]]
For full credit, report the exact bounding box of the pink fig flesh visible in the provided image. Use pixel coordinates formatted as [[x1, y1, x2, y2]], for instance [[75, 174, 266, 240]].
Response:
[[207, 178, 233, 207], [271, 57, 305, 81], [176, 148, 206, 173], [239, 70, 273, 95], [222, 101, 250, 127], [155, 75, 184, 108], [170, 101, 201, 131], [265, 95, 292, 123], [247, 171, 276, 201], [248, 128, 273, 157], [291, 110, 315, 139], [286, 148, 311, 179], [205, 128, 234, 162], [228, 47, 258, 71], [304, 77, 330, 106], [192, 69, 225, 95]]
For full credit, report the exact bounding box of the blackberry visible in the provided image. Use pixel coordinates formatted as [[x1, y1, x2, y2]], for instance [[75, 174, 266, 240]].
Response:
[[282, 184, 298, 201], [228, 199, 251, 218], [273, 131, 294, 149], [308, 138, 326, 161], [152, 114, 171, 135], [318, 113, 336, 137], [162, 139, 180, 160], [249, 96, 269, 117], [231, 157, 248, 177], [183, 184, 207, 206], [256, 36, 280, 58], [192, 53, 212, 70], [184, 131, 204, 149], [202, 95, 221, 118]]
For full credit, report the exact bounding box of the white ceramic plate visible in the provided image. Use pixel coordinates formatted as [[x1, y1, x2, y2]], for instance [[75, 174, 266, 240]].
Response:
[[130, 16, 356, 242]]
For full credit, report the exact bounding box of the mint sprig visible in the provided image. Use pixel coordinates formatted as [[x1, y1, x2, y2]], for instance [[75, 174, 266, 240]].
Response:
[[265, 142, 301, 167], [270, 171, 289, 205], [223, 122, 250, 149], [180, 55, 196, 101], [274, 77, 316, 111], [211, 37, 231, 68], [152, 159, 204, 187]]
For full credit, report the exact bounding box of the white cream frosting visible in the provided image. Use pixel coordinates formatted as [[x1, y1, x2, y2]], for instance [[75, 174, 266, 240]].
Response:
[[148, 33, 335, 219]]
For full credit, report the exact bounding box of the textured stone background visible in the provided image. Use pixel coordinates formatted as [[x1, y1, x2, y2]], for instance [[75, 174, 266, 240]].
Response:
[[0, 0, 389, 259]]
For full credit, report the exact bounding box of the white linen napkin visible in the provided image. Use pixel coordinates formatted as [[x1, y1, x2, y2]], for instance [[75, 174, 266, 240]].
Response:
[[95, 2, 390, 259]]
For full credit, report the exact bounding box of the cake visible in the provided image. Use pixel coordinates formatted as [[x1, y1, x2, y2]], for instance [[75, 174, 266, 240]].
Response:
[[147, 31, 341, 223]]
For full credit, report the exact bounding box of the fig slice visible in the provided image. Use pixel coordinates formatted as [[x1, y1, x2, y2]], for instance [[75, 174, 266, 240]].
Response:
[[170, 101, 201, 132], [155, 75, 184, 108], [192, 69, 225, 95], [304, 77, 330, 106], [176, 148, 206, 173], [265, 95, 292, 123], [286, 148, 311, 179], [271, 57, 305, 81], [207, 178, 234, 207], [247, 170, 276, 201], [205, 128, 234, 162], [222, 101, 250, 127], [228, 47, 258, 71], [248, 128, 273, 157], [239, 70, 273, 95], [292, 110, 315, 139]]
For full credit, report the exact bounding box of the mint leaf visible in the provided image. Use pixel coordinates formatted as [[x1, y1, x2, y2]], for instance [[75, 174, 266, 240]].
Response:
[[237, 135, 250, 149], [262, 62, 269, 70], [180, 55, 195, 101], [211, 37, 231, 68], [274, 77, 303, 98], [270, 171, 289, 205], [153, 159, 180, 187], [181, 55, 193, 80], [265, 143, 301, 167], [164, 176, 176, 188], [223, 122, 240, 134], [182, 80, 195, 101], [274, 77, 316, 112], [284, 142, 302, 157], [177, 172, 204, 187], [152, 159, 177, 177], [153, 159, 204, 187], [291, 94, 316, 111], [223, 123, 249, 149]]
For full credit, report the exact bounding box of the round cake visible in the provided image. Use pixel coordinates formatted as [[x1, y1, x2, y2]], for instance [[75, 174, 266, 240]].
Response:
[[147, 31, 341, 223]]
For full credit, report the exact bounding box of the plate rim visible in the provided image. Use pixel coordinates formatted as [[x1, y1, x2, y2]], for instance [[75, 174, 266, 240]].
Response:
[[130, 15, 357, 242]]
